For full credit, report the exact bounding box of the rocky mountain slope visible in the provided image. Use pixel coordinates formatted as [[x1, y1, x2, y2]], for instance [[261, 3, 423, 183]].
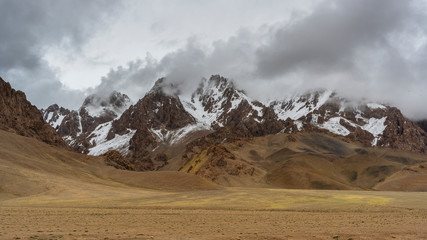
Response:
[[42, 75, 426, 174], [416, 119, 427, 133], [179, 132, 427, 190], [0, 77, 66, 147], [183, 76, 285, 136], [42, 91, 132, 153], [269, 90, 426, 153]]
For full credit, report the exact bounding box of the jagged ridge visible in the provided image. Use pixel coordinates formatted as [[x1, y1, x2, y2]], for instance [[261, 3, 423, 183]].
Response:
[[41, 91, 132, 153], [42, 75, 426, 167], [0, 77, 67, 147]]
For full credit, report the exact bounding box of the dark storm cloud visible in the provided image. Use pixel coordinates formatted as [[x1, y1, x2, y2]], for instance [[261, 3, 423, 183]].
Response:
[[0, 0, 121, 108], [255, 0, 413, 78], [96, 0, 427, 119], [252, 0, 427, 119], [8, 0, 423, 118]]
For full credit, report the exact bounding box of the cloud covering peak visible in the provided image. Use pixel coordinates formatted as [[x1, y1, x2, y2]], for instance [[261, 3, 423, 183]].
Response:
[[1, 0, 427, 119], [93, 0, 427, 119]]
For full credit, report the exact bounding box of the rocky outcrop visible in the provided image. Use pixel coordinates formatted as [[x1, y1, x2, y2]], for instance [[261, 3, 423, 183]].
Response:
[[41, 91, 132, 154], [415, 119, 427, 133], [107, 78, 196, 169], [185, 75, 287, 137], [57, 110, 80, 139], [270, 90, 426, 153], [41, 104, 71, 130], [180, 143, 257, 183], [103, 150, 134, 170], [0, 77, 67, 147], [379, 108, 426, 153], [111, 78, 195, 135]]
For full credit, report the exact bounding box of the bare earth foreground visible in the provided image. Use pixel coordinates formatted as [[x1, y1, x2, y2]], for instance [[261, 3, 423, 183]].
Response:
[[2, 190, 427, 240], [1, 131, 427, 239]]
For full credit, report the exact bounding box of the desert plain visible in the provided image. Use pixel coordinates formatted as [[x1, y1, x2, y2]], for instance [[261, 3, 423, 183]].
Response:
[[1, 130, 426, 239]]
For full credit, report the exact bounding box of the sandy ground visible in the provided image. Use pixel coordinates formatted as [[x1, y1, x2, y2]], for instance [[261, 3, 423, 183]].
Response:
[[1, 207, 426, 240], [1, 188, 427, 240]]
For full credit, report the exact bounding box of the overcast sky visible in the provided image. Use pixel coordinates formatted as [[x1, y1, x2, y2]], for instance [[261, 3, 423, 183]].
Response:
[[1, 0, 427, 119]]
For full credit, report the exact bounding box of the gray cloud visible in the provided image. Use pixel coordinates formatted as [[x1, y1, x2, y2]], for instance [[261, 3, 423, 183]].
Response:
[[92, 41, 210, 100], [252, 0, 427, 119], [0, 0, 122, 109], [94, 30, 260, 99], [2, 0, 426, 119], [96, 0, 427, 119], [256, 0, 412, 78], [93, 55, 163, 101]]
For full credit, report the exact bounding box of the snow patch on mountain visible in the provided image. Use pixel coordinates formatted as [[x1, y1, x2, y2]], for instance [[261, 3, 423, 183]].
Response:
[[314, 111, 387, 144], [46, 112, 53, 122], [44, 112, 66, 129], [77, 115, 83, 136], [182, 99, 221, 128], [88, 126, 136, 156], [294, 121, 303, 131], [183, 76, 264, 128], [271, 90, 333, 121], [88, 122, 112, 145], [63, 135, 75, 145], [185, 78, 229, 127], [52, 115, 65, 129], [319, 117, 351, 136], [42, 106, 69, 129], [150, 124, 206, 145], [316, 114, 387, 145], [362, 117, 387, 136], [228, 95, 242, 114], [362, 117, 387, 146]]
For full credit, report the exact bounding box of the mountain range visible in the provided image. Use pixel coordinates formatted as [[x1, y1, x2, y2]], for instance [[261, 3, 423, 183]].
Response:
[[42, 75, 426, 157], [1, 75, 426, 190]]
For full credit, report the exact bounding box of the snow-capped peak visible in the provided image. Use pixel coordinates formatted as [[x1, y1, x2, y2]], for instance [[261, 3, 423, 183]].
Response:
[[81, 91, 132, 118], [147, 77, 181, 97], [182, 75, 264, 128], [41, 104, 71, 129]]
